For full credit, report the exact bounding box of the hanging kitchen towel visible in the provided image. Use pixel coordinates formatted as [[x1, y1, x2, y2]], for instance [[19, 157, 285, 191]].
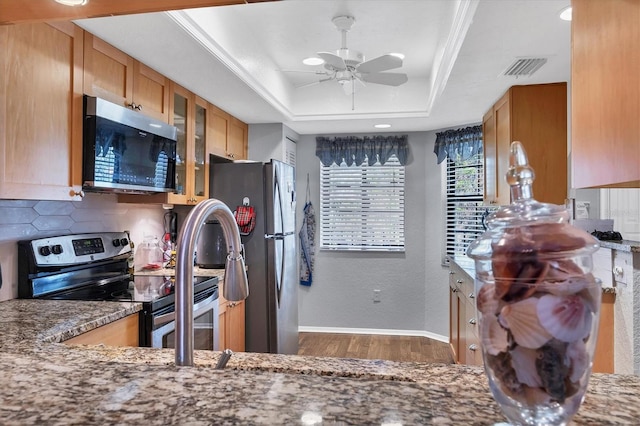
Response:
[[299, 175, 316, 286], [234, 203, 256, 236]]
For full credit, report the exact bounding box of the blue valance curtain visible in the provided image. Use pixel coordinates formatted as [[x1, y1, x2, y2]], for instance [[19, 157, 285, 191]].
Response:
[[316, 135, 409, 166], [433, 125, 482, 164]]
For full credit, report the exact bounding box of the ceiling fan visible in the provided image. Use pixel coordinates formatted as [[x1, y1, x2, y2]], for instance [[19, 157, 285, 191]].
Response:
[[285, 15, 408, 110]]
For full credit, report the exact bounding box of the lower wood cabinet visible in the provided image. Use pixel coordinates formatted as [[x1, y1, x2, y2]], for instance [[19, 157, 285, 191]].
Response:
[[64, 314, 139, 347], [449, 261, 481, 366], [218, 284, 246, 352]]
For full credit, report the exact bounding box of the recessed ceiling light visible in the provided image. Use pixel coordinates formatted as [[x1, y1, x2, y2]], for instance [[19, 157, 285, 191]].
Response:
[[374, 124, 391, 129], [389, 53, 405, 60], [54, 0, 88, 5], [303, 57, 324, 66], [559, 6, 572, 21]]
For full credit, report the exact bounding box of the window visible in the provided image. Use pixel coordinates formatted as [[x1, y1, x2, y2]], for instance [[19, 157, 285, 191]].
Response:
[[445, 148, 486, 262], [320, 155, 405, 251]]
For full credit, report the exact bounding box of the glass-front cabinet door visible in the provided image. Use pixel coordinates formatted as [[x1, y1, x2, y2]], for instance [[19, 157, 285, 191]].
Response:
[[166, 84, 208, 205], [173, 90, 188, 198], [193, 97, 208, 202]]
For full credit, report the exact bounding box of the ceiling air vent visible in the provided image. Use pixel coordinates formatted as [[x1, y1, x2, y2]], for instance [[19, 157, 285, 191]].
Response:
[[502, 57, 548, 77]]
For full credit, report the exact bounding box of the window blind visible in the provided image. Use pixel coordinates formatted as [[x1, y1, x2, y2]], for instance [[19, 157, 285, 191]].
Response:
[[320, 155, 405, 251], [445, 151, 485, 261]]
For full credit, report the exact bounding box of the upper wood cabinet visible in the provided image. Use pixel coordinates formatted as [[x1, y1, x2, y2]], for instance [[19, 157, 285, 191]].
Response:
[[571, 0, 640, 188], [209, 104, 247, 161], [83, 32, 170, 122], [0, 21, 84, 201], [482, 83, 568, 206]]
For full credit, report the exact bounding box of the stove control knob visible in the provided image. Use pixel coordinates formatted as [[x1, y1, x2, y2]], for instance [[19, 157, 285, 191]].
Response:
[[120, 238, 129, 247], [39, 246, 51, 256], [112, 239, 121, 247], [51, 244, 63, 255]]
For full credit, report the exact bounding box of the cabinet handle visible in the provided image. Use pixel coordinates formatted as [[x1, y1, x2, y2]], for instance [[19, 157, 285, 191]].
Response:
[[449, 271, 455, 275], [468, 344, 478, 352], [69, 190, 85, 198], [468, 318, 477, 325], [613, 266, 624, 277], [127, 102, 142, 111], [456, 279, 463, 284], [468, 292, 475, 299], [452, 288, 459, 293]]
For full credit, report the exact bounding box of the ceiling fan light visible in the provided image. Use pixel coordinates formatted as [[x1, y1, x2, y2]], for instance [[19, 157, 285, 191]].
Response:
[[389, 53, 405, 60], [559, 6, 572, 21], [303, 57, 324, 66], [374, 124, 391, 129], [54, 0, 88, 5]]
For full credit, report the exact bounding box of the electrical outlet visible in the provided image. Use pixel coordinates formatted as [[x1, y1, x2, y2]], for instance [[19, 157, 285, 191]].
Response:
[[373, 289, 381, 303]]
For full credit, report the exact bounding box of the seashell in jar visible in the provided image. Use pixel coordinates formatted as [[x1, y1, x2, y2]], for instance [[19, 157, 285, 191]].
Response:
[[536, 339, 570, 402], [523, 385, 552, 406], [486, 351, 523, 399], [498, 297, 552, 349], [577, 274, 601, 313], [544, 258, 586, 282], [537, 294, 592, 343], [482, 313, 509, 355], [494, 261, 547, 302], [539, 275, 591, 297], [566, 338, 590, 383], [528, 223, 590, 253], [477, 284, 500, 315], [510, 345, 542, 387]]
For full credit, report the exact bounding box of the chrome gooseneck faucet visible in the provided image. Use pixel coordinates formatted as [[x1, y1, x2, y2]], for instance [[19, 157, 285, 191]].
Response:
[[175, 199, 249, 366]]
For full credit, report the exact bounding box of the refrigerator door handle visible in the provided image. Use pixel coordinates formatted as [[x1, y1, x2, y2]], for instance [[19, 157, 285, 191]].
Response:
[[264, 232, 294, 240]]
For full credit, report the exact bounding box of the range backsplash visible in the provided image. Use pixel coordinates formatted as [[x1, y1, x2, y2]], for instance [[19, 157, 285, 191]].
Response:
[[0, 193, 166, 301]]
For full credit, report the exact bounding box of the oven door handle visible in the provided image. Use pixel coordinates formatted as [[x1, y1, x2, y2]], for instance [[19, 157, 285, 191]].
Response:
[[153, 292, 218, 327]]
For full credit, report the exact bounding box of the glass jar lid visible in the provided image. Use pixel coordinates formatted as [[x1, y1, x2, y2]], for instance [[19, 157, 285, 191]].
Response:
[[467, 141, 598, 262]]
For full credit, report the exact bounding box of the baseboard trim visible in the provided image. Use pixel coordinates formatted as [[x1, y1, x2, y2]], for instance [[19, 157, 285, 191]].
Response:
[[298, 326, 449, 344]]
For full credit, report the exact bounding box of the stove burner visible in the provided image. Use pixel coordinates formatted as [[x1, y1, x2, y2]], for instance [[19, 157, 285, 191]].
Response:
[[110, 289, 133, 300], [591, 230, 623, 241]]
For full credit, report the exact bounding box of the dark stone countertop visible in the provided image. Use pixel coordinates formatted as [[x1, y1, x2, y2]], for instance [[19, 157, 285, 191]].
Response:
[[0, 299, 639, 425]]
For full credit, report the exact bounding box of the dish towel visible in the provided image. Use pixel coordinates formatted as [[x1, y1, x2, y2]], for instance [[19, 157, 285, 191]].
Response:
[[299, 201, 316, 286]]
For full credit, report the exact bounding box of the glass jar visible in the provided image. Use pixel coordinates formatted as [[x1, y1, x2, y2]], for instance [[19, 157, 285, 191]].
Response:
[[467, 141, 600, 426], [135, 236, 164, 271]]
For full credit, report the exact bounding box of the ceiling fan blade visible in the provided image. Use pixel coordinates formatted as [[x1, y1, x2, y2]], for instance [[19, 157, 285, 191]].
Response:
[[360, 72, 408, 87], [296, 77, 334, 89], [317, 52, 347, 71], [356, 54, 403, 73], [281, 70, 331, 75]]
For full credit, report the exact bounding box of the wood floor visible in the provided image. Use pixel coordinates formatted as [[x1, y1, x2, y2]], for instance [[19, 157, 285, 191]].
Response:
[[297, 332, 455, 364]]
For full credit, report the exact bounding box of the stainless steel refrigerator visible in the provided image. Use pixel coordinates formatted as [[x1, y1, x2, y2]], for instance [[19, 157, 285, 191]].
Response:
[[209, 158, 299, 354]]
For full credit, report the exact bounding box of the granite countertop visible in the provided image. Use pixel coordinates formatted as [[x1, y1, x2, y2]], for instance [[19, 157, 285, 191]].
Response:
[[134, 266, 226, 278], [597, 239, 640, 253], [1, 300, 639, 424]]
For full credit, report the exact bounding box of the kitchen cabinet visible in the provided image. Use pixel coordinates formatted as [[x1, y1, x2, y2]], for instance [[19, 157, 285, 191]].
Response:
[[448, 261, 481, 366], [83, 32, 170, 122], [0, 21, 84, 201], [64, 314, 139, 347], [218, 283, 246, 352], [209, 104, 247, 161], [482, 83, 567, 206], [571, 0, 640, 188]]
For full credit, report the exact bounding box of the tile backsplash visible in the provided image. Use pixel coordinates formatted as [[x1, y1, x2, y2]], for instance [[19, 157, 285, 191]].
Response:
[[0, 193, 166, 301]]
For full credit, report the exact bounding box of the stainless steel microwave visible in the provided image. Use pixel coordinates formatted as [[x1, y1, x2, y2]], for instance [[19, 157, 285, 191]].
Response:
[[82, 95, 177, 194]]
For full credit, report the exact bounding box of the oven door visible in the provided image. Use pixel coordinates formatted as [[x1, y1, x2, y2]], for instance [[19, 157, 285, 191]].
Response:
[[151, 288, 219, 350]]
